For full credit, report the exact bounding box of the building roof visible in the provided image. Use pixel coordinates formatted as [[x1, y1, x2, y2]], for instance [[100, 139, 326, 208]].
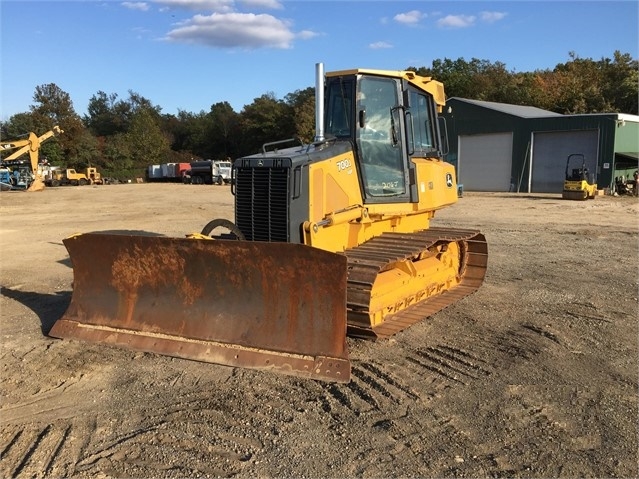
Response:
[[616, 152, 638, 161], [450, 98, 563, 118], [618, 113, 639, 123]]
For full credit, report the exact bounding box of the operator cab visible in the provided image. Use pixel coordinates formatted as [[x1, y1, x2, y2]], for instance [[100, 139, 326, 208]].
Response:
[[324, 72, 443, 204]]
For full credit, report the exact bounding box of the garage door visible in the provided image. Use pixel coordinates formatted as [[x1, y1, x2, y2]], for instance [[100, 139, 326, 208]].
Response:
[[458, 133, 512, 191], [531, 130, 599, 193]]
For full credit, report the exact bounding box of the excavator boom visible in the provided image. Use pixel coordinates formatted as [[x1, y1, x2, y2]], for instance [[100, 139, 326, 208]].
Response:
[[0, 126, 63, 191]]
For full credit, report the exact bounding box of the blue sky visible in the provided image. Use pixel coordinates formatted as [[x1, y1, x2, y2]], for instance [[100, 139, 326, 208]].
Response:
[[1, 0, 637, 121]]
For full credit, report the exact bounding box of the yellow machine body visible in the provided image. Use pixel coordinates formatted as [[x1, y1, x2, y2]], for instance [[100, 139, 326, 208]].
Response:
[[304, 155, 457, 251], [50, 65, 488, 382]]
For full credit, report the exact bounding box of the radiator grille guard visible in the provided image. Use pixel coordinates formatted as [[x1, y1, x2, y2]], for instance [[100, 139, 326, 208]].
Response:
[[234, 158, 291, 242]]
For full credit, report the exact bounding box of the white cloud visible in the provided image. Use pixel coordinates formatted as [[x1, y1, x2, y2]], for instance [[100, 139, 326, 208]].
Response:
[[369, 41, 393, 50], [297, 30, 319, 40], [122, 2, 150, 11], [394, 10, 424, 25], [480, 11, 507, 23], [240, 0, 283, 9], [437, 14, 476, 28], [153, 0, 284, 12], [153, 0, 235, 13], [164, 12, 310, 49]]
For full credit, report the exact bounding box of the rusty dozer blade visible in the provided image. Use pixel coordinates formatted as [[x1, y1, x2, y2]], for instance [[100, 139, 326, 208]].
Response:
[[49, 233, 350, 382]]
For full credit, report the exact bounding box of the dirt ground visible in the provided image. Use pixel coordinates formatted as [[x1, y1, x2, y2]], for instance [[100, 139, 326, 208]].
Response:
[[0, 183, 637, 478]]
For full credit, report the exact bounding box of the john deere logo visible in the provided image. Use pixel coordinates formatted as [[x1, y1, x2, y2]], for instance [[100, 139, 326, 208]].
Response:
[[445, 173, 453, 188]]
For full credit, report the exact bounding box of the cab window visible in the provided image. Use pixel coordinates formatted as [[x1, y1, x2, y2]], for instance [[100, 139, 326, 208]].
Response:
[[408, 89, 437, 155], [325, 79, 354, 138]]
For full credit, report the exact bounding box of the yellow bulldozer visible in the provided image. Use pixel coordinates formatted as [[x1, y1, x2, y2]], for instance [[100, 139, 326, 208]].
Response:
[[49, 64, 488, 383]]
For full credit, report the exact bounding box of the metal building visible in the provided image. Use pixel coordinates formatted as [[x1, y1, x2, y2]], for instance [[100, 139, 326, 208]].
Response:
[[442, 98, 639, 193]]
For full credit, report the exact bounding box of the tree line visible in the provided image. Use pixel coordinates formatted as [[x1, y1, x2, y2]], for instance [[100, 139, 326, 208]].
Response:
[[1, 51, 636, 180]]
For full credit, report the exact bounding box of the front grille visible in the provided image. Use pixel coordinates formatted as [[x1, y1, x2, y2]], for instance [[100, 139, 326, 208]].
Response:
[[235, 164, 289, 242]]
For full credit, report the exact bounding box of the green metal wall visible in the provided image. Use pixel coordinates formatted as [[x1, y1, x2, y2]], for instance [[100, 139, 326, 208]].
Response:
[[614, 119, 639, 153], [613, 120, 639, 185]]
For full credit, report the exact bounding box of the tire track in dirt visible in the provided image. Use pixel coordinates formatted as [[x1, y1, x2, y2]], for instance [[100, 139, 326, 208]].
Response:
[[303, 345, 499, 476], [318, 360, 422, 415], [324, 320, 573, 477], [0, 423, 76, 478], [69, 387, 272, 478], [0, 368, 257, 477], [406, 345, 493, 385], [0, 320, 565, 478]]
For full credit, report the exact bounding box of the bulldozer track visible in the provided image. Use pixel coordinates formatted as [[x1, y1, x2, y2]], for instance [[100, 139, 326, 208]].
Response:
[[344, 227, 488, 339]]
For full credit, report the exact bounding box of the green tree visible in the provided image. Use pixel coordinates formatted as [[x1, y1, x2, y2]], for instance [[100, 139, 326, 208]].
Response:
[[239, 93, 294, 155], [1, 113, 36, 139], [417, 58, 487, 99], [601, 51, 639, 114], [84, 90, 162, 138], [84, 91, 130, 136], [30, 83, 97, 166], [102, 133, 134, 178], [409, 52, 637, 115], [167, 109, 210, 159], [285, 87, 315, 143], [550, 52, 610, 113], [64, 131, 101, 170], [84, 91, 168, 177], [208, 101, 240, 159], [126, 108, 171, 176]]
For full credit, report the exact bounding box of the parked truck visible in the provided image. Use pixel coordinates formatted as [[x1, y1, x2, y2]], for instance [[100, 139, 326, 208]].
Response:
[[182, 159, 232, 185], [212, 160, 232, 185], [183, 160, 214, 184], [45, 167, 104, 186]]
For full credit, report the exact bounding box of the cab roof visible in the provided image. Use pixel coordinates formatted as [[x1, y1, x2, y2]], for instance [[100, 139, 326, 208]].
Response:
[[325, 68, 446, 108]]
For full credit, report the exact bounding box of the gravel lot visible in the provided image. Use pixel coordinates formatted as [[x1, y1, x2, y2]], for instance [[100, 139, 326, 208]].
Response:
[[1, 183, 637, 478]]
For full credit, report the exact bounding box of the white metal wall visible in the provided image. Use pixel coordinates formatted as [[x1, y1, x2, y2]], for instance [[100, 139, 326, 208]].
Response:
[[458, 133, 513, 191], [530, 130, 599, 193]]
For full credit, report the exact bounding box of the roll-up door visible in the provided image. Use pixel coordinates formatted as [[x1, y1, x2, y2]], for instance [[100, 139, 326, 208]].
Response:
[[458, 133, 513, 191], [531, 130, 599, 193]]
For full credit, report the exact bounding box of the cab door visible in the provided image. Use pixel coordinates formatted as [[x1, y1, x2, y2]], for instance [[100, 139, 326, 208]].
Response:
[[355, 76, 409, 203]]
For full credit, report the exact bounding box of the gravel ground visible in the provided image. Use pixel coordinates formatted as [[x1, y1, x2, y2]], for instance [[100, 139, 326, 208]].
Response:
[[1, 183, 637, 478]]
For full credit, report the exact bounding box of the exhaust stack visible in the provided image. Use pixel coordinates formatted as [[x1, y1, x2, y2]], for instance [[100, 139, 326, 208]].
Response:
[[314, 62, 325, 143]]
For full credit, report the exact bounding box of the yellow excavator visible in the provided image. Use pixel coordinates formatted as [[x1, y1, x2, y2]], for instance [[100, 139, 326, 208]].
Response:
[[0, 126, 64, 191], [49, 65, 488, 383]]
